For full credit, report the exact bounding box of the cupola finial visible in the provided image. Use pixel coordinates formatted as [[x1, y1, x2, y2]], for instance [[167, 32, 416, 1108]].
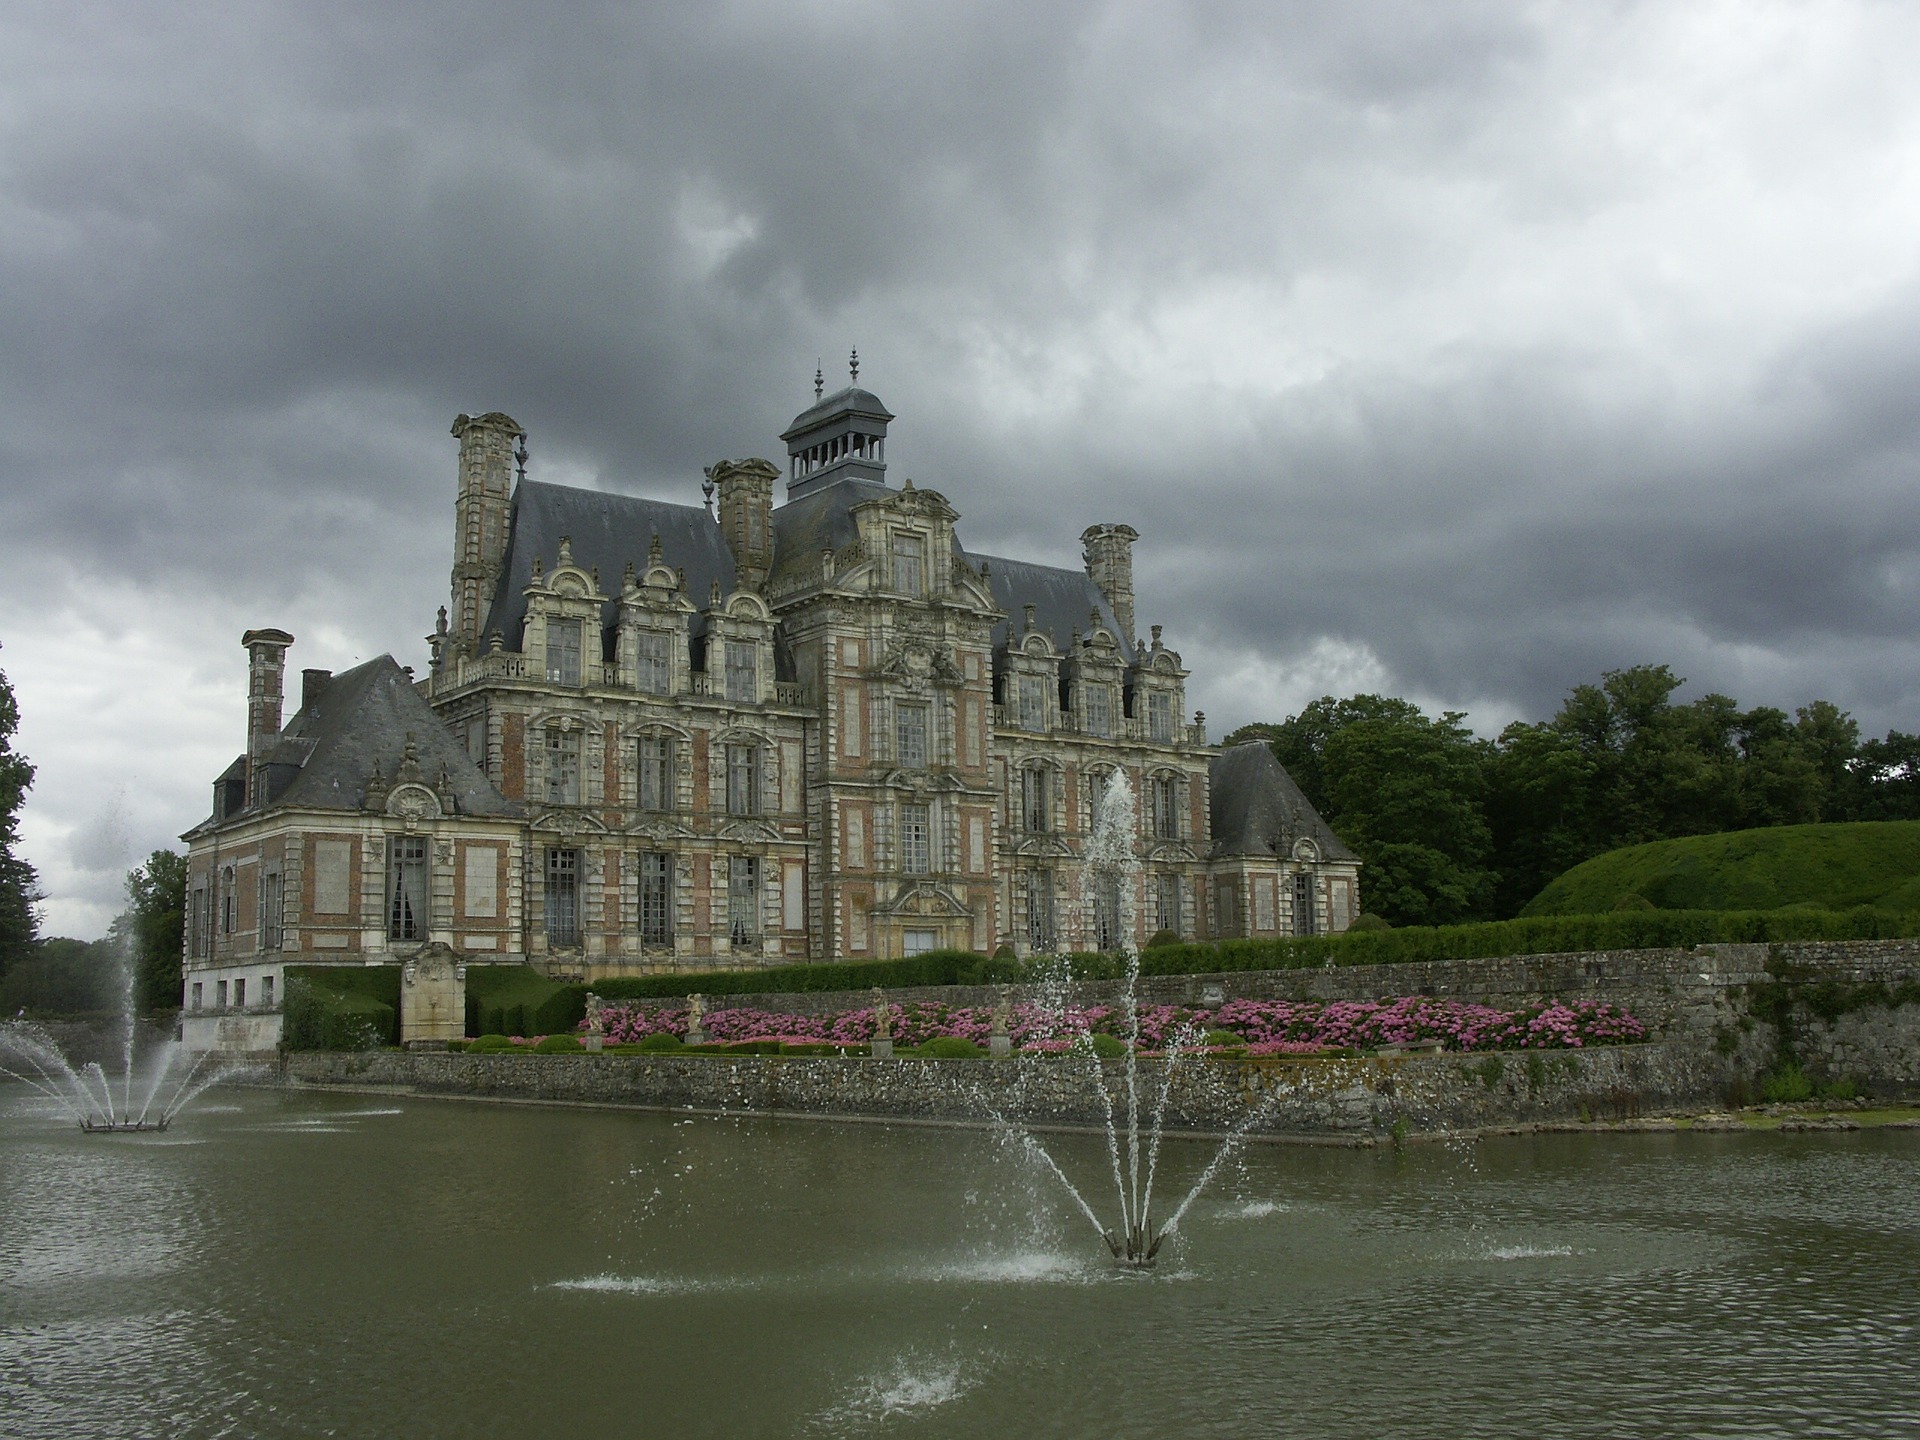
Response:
[[514, 432, 529, 483], [814, 361, 824, 400], [849, 348, 859, 385]]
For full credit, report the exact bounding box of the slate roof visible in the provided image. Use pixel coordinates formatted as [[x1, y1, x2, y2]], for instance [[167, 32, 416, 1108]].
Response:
[[779, 385, 895, 441], [1208, 741, 1356, 862], [769, 474, 894, 583], [188, 656, 521, 832], [482, 480, 735, 651], [965, 551, 1126, 655]]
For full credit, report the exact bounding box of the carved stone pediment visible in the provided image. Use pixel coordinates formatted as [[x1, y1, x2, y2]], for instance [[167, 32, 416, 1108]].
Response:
[[1145, 841, 1197, 864], [385, 783, 443, 821], [531, 809, 610, 837], [872, 882, 971, 918], [1014, 835, 1074, 859], [716, 819, 780, 845], [627, 817, 697, 842]]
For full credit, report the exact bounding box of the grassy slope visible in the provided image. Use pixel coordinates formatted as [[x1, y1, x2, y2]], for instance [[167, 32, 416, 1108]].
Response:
[[1522, 821, 1920, 916]]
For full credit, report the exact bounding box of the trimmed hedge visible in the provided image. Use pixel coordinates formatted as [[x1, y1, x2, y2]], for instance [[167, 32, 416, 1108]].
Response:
[[282, 966, 401, 1050], [1524, 821, 1920, 916]]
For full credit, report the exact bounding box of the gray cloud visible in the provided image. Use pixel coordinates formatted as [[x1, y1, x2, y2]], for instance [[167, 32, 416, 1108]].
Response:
[[6, 0, 1920, 933]]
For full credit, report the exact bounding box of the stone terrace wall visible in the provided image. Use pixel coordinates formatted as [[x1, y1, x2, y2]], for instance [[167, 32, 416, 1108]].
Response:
[[614, 938, 1920, 1042], [285, 1041, 1723, 1139]]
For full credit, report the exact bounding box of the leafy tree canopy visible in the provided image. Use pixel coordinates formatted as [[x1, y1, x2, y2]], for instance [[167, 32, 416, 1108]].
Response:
[[0, 643, 40, 977]]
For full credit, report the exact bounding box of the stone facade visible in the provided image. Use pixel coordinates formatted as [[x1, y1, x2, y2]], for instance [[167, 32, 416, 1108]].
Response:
[[182, 371, 1361, 1048]]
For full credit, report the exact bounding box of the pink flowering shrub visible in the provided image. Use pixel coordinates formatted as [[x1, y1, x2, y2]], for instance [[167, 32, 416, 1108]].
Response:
[[589, 995, 1645, 1054]]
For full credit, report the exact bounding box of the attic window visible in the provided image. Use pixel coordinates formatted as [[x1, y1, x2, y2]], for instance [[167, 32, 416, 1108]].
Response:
[[1147, 690, 1174, 743], [1084, 683, 1112, 738], [635, 631, 671, 695], [725, 641, 757, 704], [1018, 676, 1046, 732], [892, 533, 925, 596], [547, 620, 584, 686]]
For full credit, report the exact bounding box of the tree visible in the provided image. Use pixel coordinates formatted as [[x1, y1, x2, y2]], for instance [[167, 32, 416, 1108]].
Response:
[[121, 848, 187, 1012], [0, 641, 39, 978], [1251, 695, 1495, 928]]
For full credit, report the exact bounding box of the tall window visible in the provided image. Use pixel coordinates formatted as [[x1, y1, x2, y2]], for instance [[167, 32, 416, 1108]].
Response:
[[546, 727, 581, 806], [387, 837, 428, 941], [1025, 870, 1055, 951], [1021, 767, 1050, 833], [1152, 776, 1181, 839], [189, 884, 208, 958], [547, 619, 583, 686], [1154, 872, 1182, 937], [900, 803, 930, 874], [1084, 683, 1112, 737], [637, 735, 672, 811], [635, 631, 671, 695], [896, 702, 928, 768], [728, 855, 759, 946], [260, 871, 283, 952], [638, 851, 672, 945], [1148, 690, 1174, 743], [1292, 872, 1315, 936], [726, 743, 760, 816], [725, 640, 757, 703], [1093, 875, 1122, 953], [545, 847, 579, 946], [893, 532, 926, 595], [220, 867, 235, 936], [1018, 675, 1046, 731]]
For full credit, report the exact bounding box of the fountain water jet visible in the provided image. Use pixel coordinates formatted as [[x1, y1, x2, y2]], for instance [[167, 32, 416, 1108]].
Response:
[[0, 938, 245, 1132], [994, 770, 1284, 1270]]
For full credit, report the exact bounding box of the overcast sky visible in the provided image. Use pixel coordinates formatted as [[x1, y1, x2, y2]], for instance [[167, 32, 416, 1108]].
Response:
[[5, 0, 1920, 937]]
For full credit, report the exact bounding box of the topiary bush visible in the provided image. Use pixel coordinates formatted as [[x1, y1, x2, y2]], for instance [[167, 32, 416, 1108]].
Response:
[[532, 1034, 585, 1054], [1346, 912, 1392, 932], [282, 975, 396, 1051], [1088, 1033, 1128, 1059], [913, 1036, 984, 1058], [635, 1032, 685, 1053], [467, 1033, 517, 1054], [1143, 930, 1180, 950]]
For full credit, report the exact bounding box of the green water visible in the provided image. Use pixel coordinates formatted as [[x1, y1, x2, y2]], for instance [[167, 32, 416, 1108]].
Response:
[[2, 1085, 1916, 1438]]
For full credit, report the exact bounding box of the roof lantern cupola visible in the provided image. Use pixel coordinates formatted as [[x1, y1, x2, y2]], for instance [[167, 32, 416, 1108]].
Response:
[[779, 349, 894, 500]]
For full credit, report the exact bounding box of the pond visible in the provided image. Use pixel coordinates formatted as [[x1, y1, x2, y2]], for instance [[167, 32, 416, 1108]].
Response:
[[2, 1086, 1916, 1438]]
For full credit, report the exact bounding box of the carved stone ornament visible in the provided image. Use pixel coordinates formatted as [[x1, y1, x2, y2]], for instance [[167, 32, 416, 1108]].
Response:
[[402, 940, 460, 988], [385, 783, 444, 820]]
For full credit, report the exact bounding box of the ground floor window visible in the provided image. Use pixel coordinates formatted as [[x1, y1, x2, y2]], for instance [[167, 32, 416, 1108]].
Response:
[[903, 927, 938, 956], [190, 982, 202, 1010], [728, 856, 760, 947], [388, 836, 428, 941], [1292, 871, 1315, 936], [1092, 875, 1122, 953], [261, 975, 275, 1008], [1024, 870, 1055, 951], [545, 847, 580, 946], [638, 851, 672, 945], [261, 871, 283, 951], [1154, 873, 1181, 938], [234, 977, 246, 1008]]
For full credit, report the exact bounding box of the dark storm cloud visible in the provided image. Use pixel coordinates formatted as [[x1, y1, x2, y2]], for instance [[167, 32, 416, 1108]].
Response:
[[6, 0, 1920, 931]]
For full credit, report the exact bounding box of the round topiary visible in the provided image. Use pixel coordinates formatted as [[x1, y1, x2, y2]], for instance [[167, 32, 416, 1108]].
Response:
[[1088, 1033, 1128, 1059], [1347, 912, 1393, 931], [467, 1033, 517, 1053], [1144, 929, 1179, 950], [1201, 1028, 1244, 1048], [532, 1034, 585, 1054], [913, 1036, 985, 1058], [992, 943, 1018, 962], [1611, 892, 1657, 912], [635, 1032, 685, 1052]]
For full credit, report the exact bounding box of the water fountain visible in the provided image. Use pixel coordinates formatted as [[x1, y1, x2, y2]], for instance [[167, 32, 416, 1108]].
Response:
[[0, 941, 240, 1132], [995, 770, 1288, 1270]]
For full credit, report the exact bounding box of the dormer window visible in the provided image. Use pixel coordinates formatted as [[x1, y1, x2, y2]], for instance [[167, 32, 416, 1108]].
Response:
[[1147, 690, 1174, 743], [635, 631, 671, 695], [893, 533, 925, 596], [1085, 683, 1112, 738], [547, 620, 583, 686], [1018, 676, 1046, 732], [724, 640, 758, 703]]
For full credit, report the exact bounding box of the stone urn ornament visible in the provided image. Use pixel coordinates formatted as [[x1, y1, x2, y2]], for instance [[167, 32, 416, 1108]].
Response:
[[870, 986, 894, 1058]]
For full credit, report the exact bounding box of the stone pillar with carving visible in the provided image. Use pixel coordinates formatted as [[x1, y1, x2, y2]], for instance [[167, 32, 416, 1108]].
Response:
[[402, 943, 467, 1048]]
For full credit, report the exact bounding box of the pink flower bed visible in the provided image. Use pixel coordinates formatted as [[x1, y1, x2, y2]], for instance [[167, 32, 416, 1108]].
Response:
[[588, 995, 1645, 1054]]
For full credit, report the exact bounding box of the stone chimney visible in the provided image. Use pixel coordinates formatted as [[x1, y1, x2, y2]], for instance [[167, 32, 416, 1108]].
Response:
[[241, 628, 295, 806], [449, 411, 524, 654], [1080, 524, 1139, 647], [710, 457, 780, 592], [301, 667, 332, 714]]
